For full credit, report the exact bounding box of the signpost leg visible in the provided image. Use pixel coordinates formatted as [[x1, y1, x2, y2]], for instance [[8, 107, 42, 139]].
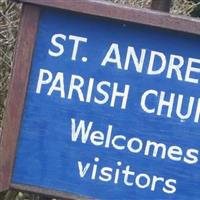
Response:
[[0, 3, 40, 192], [151, 0, 172, 12]]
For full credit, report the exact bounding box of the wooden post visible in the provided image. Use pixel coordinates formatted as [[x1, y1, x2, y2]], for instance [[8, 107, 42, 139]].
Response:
[[151, 0, 172, 12]]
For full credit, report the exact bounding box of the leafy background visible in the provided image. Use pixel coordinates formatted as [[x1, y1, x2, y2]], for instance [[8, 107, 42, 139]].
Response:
[[0, 0, 199, 199]]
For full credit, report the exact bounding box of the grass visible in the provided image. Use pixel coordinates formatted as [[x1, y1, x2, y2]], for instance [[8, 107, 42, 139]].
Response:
[[0, 0, 199, 199], [0, 0, 21, 128]]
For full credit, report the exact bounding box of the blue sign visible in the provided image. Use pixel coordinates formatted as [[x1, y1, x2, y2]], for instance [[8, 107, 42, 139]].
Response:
[[12, 7, 200, 200]]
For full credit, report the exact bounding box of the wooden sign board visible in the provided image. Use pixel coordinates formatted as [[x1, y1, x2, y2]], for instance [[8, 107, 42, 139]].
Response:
[[1, 1, 200, 199]]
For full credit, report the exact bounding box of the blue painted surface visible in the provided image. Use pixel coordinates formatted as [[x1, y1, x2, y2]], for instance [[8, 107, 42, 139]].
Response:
[[12, 7, 200, 200]]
